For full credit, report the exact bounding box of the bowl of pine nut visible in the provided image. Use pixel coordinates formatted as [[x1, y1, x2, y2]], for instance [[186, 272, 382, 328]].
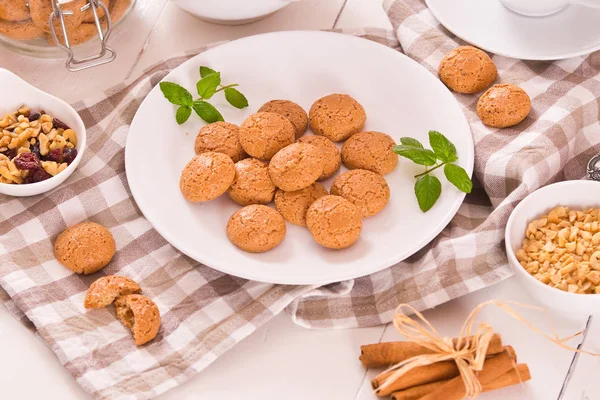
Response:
[[506, 180, 600, 315], [0, 68, 86, 197]]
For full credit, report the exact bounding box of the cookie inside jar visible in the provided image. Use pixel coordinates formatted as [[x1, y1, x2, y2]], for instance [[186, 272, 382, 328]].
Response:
[[0, 0, 135, 58]]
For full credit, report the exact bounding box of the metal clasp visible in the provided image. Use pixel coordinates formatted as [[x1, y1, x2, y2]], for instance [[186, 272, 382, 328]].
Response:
[[587, 155, 600, 181], [48, 0, 116, 72]]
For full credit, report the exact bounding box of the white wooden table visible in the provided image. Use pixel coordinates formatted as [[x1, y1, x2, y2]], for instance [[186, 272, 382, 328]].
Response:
[[0, 1, 597, 399]]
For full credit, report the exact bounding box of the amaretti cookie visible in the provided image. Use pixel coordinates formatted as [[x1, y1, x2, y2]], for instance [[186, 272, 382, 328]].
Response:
[[477, 84, 531, 128], [341, 131, 398, 175], [309, 94, 366, 142], [330, 170, 390, 218], [297, 135, 341, 180], [54, 222, 116, 275], [194, 121, 246, 163], [115, 294, 161, 346], [438, 46, 497, 94], [227, 158, 276, 206], [0, 0, 29, 21], [179, 152, 235, 202], [84, 276, 141, 309], [258, 100, 308, 139], [30, 0, 85, 33], [274, 183, 328, 226], [239, 112, 295, 160], [0, 19, 45, 41], [226, 205, 286, 253], [268, 142, 324, 191], [306, 195, 362, 249]]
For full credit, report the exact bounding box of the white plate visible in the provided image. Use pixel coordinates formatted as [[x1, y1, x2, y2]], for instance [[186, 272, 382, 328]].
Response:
[[426, 0, 600, 60], [125, 31, 473, 285], [171, 0, 291, 25]]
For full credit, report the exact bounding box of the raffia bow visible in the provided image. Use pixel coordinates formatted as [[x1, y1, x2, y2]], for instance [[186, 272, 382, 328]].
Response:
[[375, 300, 599, 398]]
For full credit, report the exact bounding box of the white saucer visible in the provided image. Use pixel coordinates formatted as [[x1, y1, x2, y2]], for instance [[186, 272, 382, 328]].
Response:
[[171, 0, 292, 25], [426, 0, 600, 60]]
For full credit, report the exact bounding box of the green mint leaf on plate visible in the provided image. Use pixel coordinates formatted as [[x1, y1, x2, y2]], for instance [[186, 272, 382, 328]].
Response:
[[196, 72, 221, 99], [224, 87, 249, 109], [176, 105, 191, 125], [444, 163, 473, 193], [393, 145, 437, 166], [160, 82, 193, 106], [429, 130, 458, 163], [415, 174, 442, 212], [400, 137, 424, 149], [200, 66, 217, 78], [193, 100, 224, 123]]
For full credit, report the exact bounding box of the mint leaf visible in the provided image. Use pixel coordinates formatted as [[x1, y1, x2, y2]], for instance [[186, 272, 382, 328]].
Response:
[[429, 130, 458, 163], [224, 88, 249, 109], [176, 105, 191, 125], [444, 164, 472, 193], [415, 175, 441, 212], [160, 82, 193, 106], [196, 72, 221, 99], [200, 66, 217, 78], [400, 137, 424, 149], [193, 101, 224, 123], [393, 145, 437, 166]]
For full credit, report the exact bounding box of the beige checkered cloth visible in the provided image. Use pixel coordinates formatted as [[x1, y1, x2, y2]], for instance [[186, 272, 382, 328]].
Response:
[[1, 0, 599, 398]]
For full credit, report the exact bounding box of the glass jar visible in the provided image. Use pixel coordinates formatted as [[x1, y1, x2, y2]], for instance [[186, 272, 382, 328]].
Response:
[[0, 0, 135, 61]]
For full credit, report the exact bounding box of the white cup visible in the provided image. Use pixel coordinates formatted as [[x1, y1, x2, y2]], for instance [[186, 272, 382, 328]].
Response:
[[500, 0, 600, 17]]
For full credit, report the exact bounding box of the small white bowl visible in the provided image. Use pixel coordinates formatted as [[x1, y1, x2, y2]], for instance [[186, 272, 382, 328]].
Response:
[[171, 0, 292, 25], [0, 68, 86, 197], [506, 180, 600, 316]]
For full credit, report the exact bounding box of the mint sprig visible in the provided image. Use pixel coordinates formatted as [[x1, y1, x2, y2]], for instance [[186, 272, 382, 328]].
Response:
[[394, 130, 472, 212], [160, 66, 249, 125]]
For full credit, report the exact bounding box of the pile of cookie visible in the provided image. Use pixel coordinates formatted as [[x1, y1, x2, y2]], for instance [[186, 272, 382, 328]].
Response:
[[54, 222, 160, 346], [0, 0, 130, 46], [180, 94, 398, 253], [438, 46, 531, 128]]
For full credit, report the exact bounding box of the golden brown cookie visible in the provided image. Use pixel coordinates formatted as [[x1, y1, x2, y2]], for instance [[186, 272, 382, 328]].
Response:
[[239, 112, 295, 161], [274, 183, 328, 226], [268, 142, 324, 192], [30, 0, 85, 33], [0, 19, 45, 41], [82, 0, 110, 23], [54, 222, 116, 275], [330, 169, 390, 218], [297, 135, 341, 181], [47, 21, 106, 46], [258, 100, 308, 139], [179, 152, 235, 202], [0, 0, 29, 22], [306, 195, 362, 249], [226, 205, 286, 253], [309, 94, 366, 142], [227, 158, 276, 206], [84, 276, 141, 309], [438, 46, 498, 94], [194, 121, 246, 163], [477, 84, 531, 128], [341, 131, 398, 175], [109, 0, 131, 22], [115, 294, 160, 346]]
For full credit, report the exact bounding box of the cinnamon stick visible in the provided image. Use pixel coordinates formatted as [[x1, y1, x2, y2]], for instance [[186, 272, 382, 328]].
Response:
[[418, 346, 518, 400], [390, 364, 531, 400], [361, 333, 503, 368]]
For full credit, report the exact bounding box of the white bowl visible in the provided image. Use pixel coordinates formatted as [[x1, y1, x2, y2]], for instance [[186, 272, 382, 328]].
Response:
[[505, 180, 600, 316], [171, 0, 292, 25], [0, 69, 86, 197]]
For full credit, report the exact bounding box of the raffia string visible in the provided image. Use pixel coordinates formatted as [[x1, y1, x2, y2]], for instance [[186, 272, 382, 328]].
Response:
[[375, 300, 600, 397]]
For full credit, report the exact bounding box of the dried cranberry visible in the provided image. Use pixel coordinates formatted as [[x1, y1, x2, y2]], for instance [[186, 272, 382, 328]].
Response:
[[53, 118, 71, 130], [24, 168, 52, 184], [14, 152, 41, 171], [2, 148, 17, 160], [28, 113, 41, 121], [62, 148, 77, 164], [46, 148, 64, 163]]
